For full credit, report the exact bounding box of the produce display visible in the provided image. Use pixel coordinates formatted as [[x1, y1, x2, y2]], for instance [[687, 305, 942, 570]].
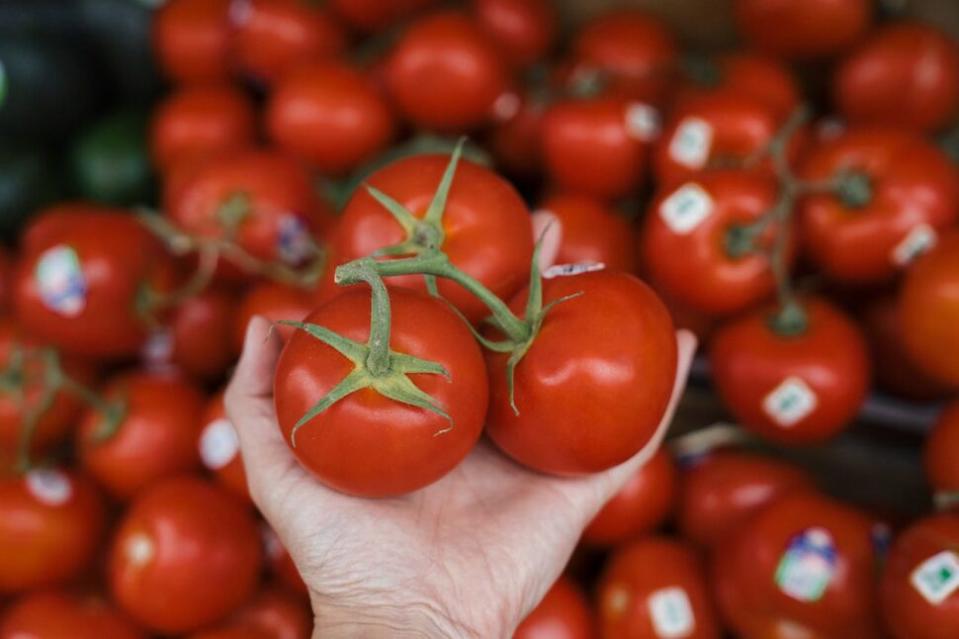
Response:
[[0, 0, 958, 637]]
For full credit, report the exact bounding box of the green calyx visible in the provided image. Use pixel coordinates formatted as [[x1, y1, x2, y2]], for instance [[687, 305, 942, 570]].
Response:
[[767, 299, 809, 337], [833, 171, 873, 209]]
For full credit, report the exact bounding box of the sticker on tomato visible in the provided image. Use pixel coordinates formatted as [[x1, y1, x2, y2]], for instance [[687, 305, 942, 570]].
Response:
[[660, 183, 713, 234], [277, 215, 314, 265], [647, 587, 695, 638], [891, 224, 937, 267], [668, 118, 713, 169], [762, 377, 818, 428], [625, 102, 660, 142], [543, 262, 606, 279], [774, 527, 837, 602], [25, 469, 73, 506], [911, 551, 959, 605], [35, 245, 87, 317], [199, 418, 240, 470]]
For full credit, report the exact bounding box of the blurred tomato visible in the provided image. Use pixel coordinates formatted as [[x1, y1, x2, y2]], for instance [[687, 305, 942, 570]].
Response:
[[199, 392, 249, 502], [924, 403, 959, 497], [536, 193, 637, 273], [488, 89, 546, 177], [472, 0, 556, 70], [733, 0, 871, 60], [262, 525, 309, 599], [0, 590, 145, 639], [162, 287, 239, 381], [515, 575, 594, 639], [329, 0, 437, 32], [0, 248, 11, 312], [230, 587, 312, 639], [234, 282, 314, 351], [152, 0, 231, 84]]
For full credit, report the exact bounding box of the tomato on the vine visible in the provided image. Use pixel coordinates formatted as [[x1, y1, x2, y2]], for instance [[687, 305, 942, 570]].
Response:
[[267, 60, 395, 175], [924, 403, 959, 497], [0, 469, 105, 593], [13, 204, 177, 359], [159, 287, 239, 382], [472, 0, 556, 70], [515, 575, 594, 639], [274, 286, 488, 497], [583, 448, 676, 546], [109, 476, 262, 634], [899, 231, 959, 388], [641, 170, 787, 316], [198, 392, 249, 502], [598, 536, 720, 638], [712, 492, 883, 639], [486, 270, 677, 475], [231, 0, 347, 85], [536, 193, 638, 273], [709, 299, 870, 444], [150, 85, 257, 173], [76, 372, 205, 500], [834, 23, 959, 133], [733, 0, 871, 60], [384, 12, 508, 132], [234, 282, 314, 351], [329, 0, 438, 32], [0, 590, 146, 639], [880, 513, 959, 639], [677, 450, 815, 548], [799, 128, 959, 284], [151, 0, 232, 84]]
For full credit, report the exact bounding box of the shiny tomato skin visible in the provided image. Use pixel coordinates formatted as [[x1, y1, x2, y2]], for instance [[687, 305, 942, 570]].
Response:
[[198, 392, 249, 502], [13, 204, 176, 359], [332, 154, 533, 324], [274, 287, 488, 497], [109, 476, 262, 634], [267, 61, 394, 175], [799, 129, 959, 284], [488, 90, 545, 177], [733, 0, 871, 60], [677, 450, 815, 548], [899, 231, 959, 388], [924, 403, 959, 495], [76, 373, 205, 500], [641, 170, 785, 316], [709, 299, 870, 445], [582, 448, 676, 546], [598, 536, 720, 639], [165, 287, 239, 381], [515, 575, 595, 639], [0, 470, 105, 593], [152, 0, 231, 84], [537, 193, 638, 273], [234, 282, 315, 352], [385, 12, 508, 132], [712, 492, 882, 639], [231, 0, 347, 85], [150, 85, 256, 173], [472, 0, 556, 70], [329, 0, 437, 32], [541, 98, 647, 201], [834, 23, 959, 133], [0, 590, 146, 639], [486, 270, 677, 476], [567, 10, 677, 105], [880, 514, 959, 639]]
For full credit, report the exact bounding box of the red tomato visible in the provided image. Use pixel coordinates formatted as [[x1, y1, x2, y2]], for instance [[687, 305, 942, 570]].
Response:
[[582, 448, 676, 546], [229, 587, 312, 639], [677, 450, 815, 548], [152, 0, 231, 84], [267, 61, 394, 175], [231, 0, 347, 85], [198, 392, 249, 502], [924, 403, 959, 496], [13, 204, 176, 359], [733, 0, 871, 60], [488, 89, 545, 177], [274, 287, 488, 497], [799, 129, 959, 284], [567, 10, 677, 104], [191, 628, 271, 639], [472, 0, 556, 70], [541, 98, 649, 201], [537, 193, 638, 273], [486, 270, 677, 475], [641, 170, 786, 316], [385, 12, 508, 132], [598, 536, 719, 638], [332, 153, 533, 323], [234, 282, 315, 352], [709, 299, 870, 445], [262, 526, 309, 599], [899, 231, 959, 388], [150, 85, 256, 173], [0, 469, 105, 593], [160, 287, 239, 381], [712, 492, 883, 639], [109, 476, 262, 634], [0, 590, 145, 639], [834, 23, 959, 133], [329, 0, 437, 32], [880, 514, 959, 639], [76, 373, 205, 500], [515, 575, 595, 639]]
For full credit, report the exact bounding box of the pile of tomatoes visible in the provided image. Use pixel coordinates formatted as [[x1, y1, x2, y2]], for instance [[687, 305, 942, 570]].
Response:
[[2, 0, 959, 637]]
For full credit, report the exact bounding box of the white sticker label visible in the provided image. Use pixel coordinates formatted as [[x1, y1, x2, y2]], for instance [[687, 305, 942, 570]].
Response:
[[35, 245, 87, 317], [892, 223, 938, 267], [625, 102, 661, 142], [775, 527, 837, 602], [277, 215, 314, 265], [668, 118, 713, 169], [542, 262, 606, 279], [25, 469, 73, 506], [763, 377, 818, 428], [199, 418, 240, 470], [911, 551, 959, 605], [647, 587, 695, 638], [659, 184, 713, 234]]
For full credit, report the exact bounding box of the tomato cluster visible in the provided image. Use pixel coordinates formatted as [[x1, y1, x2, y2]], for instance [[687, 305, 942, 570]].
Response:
[[1, 0, 959, 637]]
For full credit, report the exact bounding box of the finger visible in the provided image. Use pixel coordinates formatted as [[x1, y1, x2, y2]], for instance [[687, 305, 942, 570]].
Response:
[[530, 209, 561, 270]]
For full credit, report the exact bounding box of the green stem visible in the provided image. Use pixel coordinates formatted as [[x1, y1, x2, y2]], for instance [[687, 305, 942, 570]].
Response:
[[336, 260, 393, 377]]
